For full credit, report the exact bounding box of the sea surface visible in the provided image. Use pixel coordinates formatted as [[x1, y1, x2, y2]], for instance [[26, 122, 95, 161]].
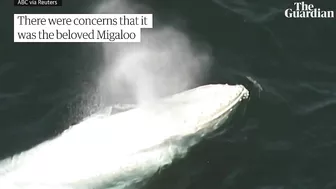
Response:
[[1, 0, 336, 189]]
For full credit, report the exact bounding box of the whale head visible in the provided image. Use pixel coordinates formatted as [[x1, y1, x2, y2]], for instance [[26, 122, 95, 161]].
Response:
[[151, 84, 250, 136]]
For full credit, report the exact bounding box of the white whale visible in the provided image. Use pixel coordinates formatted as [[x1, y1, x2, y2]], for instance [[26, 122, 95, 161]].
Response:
[[0, 84, 249, 189]]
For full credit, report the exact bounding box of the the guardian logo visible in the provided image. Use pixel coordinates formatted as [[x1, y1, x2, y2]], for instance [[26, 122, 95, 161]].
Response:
[[285, 2, 334, 18]]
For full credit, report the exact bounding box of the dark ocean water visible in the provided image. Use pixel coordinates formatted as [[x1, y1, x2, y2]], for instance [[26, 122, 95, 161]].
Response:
[[1, 0, 336, 188]]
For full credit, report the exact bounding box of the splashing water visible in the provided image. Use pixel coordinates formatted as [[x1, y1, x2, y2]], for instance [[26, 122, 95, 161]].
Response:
[[94, 0, 213, 105]]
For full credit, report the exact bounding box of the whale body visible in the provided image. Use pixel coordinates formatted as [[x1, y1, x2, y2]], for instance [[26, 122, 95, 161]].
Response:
[[0, 84, 249, 189]]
